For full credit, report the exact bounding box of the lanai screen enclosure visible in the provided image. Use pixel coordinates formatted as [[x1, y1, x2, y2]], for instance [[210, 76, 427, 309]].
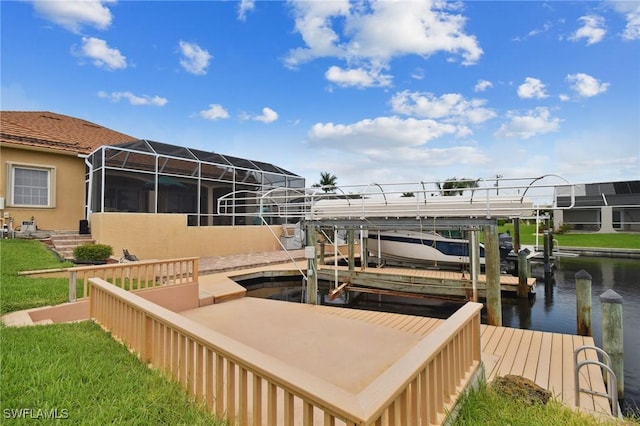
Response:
[[85, 140, 305, 226]]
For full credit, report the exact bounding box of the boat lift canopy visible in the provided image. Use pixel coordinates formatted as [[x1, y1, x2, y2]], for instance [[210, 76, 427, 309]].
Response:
[[217, 175, 575, 227]]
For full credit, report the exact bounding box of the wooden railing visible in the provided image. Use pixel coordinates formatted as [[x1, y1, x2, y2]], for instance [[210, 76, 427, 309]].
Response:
[[69, 258, 198, 301], [90, 277, 482, 425]]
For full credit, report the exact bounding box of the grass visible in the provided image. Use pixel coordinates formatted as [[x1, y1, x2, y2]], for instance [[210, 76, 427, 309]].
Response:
[[0, 239, 74, 315], [0, 239, 226, 425], [453, 380, 640, 426], [0, 322, 224, 425], [498, 223, 640, 249]]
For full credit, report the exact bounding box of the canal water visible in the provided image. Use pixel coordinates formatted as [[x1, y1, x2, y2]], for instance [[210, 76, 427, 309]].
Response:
[[243, 256, 640, 414]]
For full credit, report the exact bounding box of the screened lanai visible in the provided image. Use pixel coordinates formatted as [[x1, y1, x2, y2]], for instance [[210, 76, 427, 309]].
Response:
[[85, 140, 305, 226]]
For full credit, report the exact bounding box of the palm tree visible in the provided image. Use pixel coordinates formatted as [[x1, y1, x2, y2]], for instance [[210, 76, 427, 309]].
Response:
[[313, 171, 338, 193], [437, 177, 480, 196], [401, 192, 415, 197]]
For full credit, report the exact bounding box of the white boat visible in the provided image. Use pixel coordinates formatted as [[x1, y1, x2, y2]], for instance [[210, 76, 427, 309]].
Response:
[[367, 230, 515, 269]]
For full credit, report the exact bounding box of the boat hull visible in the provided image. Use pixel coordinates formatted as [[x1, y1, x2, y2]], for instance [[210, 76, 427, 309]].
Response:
[[367, 231, 485, 269]]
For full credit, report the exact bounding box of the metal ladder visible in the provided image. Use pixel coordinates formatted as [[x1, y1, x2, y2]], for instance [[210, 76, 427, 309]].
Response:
[[574, 345, 619, 418]]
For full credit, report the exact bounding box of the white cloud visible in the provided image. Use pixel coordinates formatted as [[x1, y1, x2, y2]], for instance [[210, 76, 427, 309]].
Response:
[[566, 73, 609, 97], [32, 0, 114, 33], [254, 107, 279, 123], [308, 116, 463, 153], [390, 91, 496, 125], [569, 15, 606, 45], [199, 104, 229, 121], [286, 0, 482, 85], [517, 77, 548, 99], [494, 107, 561, 139], [98, 91, 167, 106], [474, 79, 493, 92], [325, 65, 392, 88], [610, 1, 640, 40], [179, 41, 212, 75], [411, 68, 425, 80], [79, 37, 126, 70], [238, 0, 255, 21], [528, 22, 552, 37]]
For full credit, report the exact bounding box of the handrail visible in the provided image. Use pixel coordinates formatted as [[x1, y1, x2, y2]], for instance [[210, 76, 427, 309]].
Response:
[[89, 278, 483, 425], [574, 345, 618, 417], [69, 257, 198, 301]]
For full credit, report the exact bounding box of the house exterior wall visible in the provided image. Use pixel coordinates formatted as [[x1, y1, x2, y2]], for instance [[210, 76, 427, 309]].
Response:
[[90, 213, 286, 259], [0, 145, 85, 231]]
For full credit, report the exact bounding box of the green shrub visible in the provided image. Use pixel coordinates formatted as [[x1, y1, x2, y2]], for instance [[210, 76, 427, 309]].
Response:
[[555, 223, 573, 235], [73, 243, 113, 262]]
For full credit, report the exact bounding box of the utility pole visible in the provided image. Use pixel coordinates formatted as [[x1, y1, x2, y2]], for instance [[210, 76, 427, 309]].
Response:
[[494, 174, 503, 195]]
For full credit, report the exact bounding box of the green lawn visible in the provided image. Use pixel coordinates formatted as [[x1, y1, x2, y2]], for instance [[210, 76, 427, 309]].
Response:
[[498, 223, 640, 249], [0, 240, 226, 425]]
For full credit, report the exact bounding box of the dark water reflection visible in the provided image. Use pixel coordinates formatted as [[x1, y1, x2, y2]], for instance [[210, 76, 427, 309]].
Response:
[[245, 256, 640, 413]]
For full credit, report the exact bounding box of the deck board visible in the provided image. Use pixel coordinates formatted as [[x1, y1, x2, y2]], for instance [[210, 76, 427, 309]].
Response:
[[522, 330, 543, 382]]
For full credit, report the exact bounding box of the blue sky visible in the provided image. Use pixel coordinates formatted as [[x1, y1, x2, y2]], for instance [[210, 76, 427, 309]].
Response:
[[2, 0, 639, 188]]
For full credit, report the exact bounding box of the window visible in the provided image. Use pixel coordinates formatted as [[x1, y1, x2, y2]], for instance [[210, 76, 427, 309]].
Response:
[[8, 163, 56, 207]]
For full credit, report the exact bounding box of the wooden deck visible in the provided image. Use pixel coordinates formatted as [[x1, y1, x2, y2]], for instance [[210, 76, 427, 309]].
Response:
[[312, 304, 612, 416], [195, 261, 611, 418]]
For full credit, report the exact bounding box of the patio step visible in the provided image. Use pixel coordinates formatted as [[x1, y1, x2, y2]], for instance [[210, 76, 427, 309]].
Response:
[[49, 234, 95, 260]]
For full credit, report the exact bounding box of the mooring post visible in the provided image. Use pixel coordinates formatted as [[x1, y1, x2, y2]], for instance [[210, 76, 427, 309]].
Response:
[[484, 224, 502, 326], [575, 270, 592, 336], [347, 228, 355, 273], [360, 227, 368, 270], [517, 249, 530, 298], [601, 289, 624, 400], [543, 230, 552, 284], [305, 225, 318, 304], [513, 218, 521, 253], [469, 229, 480, 302], [319, 241, 325, 266]]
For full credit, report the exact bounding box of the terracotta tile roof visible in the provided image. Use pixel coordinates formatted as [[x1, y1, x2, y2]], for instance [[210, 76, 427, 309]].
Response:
[[0, 111, 137, 154]]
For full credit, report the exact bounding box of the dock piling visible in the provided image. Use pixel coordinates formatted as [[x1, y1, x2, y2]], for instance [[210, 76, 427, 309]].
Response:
[[575, 270, 592, 336], [484, 225, 502, 326], [600, 289, 624, 400], [543, 230, 553, 284], [517, 249, 530, 298], [305, 225, 318, 304]]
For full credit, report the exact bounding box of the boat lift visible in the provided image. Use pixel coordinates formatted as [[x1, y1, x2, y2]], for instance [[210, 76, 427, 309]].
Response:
[[217, 175, 576, 305]]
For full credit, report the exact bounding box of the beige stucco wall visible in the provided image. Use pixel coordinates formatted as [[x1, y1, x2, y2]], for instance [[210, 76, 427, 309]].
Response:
[[0, 145, 86, 231], [90, 213, 286, 259]]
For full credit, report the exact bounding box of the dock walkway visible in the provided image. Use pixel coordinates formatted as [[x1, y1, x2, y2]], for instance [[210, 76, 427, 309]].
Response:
[[194, 250, 611, 418]]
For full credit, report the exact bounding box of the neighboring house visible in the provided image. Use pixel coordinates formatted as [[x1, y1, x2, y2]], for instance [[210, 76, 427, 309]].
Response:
[[554, 180, 640, 232], [0, 111, 136, 233]]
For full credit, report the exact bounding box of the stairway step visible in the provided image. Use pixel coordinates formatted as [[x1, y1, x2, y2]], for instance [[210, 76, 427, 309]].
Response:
[[49, 233, 96, 260]]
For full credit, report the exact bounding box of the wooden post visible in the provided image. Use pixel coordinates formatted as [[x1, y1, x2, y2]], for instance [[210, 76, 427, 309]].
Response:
[[347, 229, 355, 273], [483, 225, 502, 326], [360, 227, 368, 271], [69, 270, 77, 302], [319, 241, 325, 266], [305, 225, 318, 304], [601, 289, 624, 400], [575, 270, 592, 336], [469, 230, 480, 302], [513, 218, 521, 253], [543, 230, 552, 284], [517, 249, 530, 298]]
